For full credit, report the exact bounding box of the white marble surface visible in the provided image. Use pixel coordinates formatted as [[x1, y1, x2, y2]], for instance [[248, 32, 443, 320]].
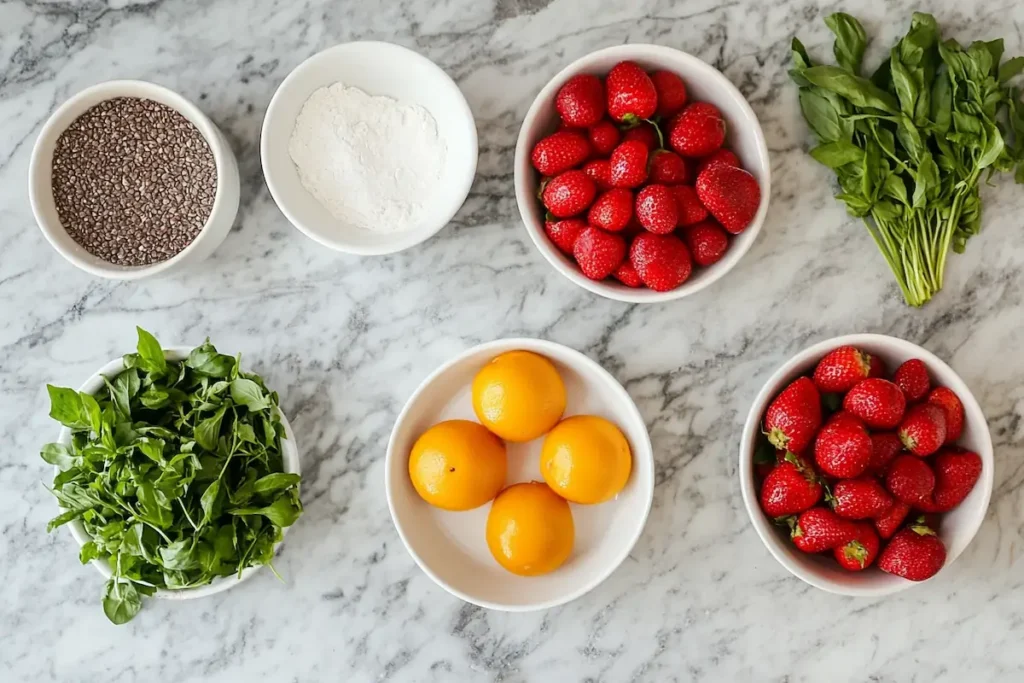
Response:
[[3, 1, 1024, 681]]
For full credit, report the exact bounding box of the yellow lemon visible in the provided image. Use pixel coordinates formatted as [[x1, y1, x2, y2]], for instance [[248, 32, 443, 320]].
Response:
[[540, 415, 632, 504], [471, 350, 566, 442], [408, 420, 506, 511], [486, 482, 574, 576]]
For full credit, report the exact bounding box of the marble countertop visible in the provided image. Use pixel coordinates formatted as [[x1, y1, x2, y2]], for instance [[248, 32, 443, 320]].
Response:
[[3, 1, 1024, 681]]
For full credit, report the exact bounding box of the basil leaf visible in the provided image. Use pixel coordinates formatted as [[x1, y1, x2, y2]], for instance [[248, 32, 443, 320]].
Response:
[[79, 541, 103, 564], [802, 65, 900, 113], [230, 379, 270, 411], [137, 483, 173, 529], [109, 369, 140, 419], [41, 443, 76, 470], [103, 578, 142, 625], [810, 140, 865, 168], [159, 539, 198, 571], [799, 89, 844, 142], [136, 437, 165, 464], [200, 480, 222, 526], [47, 385, 88, 429], [999, 56, 1024, 83], [230, 493, 303, 528], [187, 341, 236, 378], [253, 473, 301, 494], [825, 13, 866, 74], [135, 327, 167, 376], [195, 406, 227, 452], [890, 50, 918, 118]]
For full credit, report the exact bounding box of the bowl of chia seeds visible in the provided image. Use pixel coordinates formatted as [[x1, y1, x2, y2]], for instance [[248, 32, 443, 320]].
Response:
[[29, 80, 240, 279]]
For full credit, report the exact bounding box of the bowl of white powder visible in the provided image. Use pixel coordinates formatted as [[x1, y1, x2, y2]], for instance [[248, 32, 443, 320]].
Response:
[[261, 41, 478, 255]]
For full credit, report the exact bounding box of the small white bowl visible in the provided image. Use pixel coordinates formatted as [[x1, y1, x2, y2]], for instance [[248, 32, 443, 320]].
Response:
[[261, 41, 478, 256], [385, 338, 654, 611], [29, 80, 240, 280], [53, 347, 301, 601], [515, 44, 771, 303], [739, 334, 993, 596]]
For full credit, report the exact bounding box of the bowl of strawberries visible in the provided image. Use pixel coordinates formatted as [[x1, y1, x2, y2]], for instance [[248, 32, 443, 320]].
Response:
[[740, 334, 993, 596], [514, 44, 770, 303]]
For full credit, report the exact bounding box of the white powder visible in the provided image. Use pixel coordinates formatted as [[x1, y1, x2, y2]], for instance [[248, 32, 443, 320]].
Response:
[[288, 83, 446, 233]]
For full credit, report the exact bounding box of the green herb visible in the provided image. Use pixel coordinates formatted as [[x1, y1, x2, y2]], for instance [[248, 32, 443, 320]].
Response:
[[792, 12, 1024, 306], [41, 328, 302, 624]]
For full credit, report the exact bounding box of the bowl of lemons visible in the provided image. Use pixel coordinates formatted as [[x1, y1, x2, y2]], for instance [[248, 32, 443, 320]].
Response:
[[385, 339, 655, 610]]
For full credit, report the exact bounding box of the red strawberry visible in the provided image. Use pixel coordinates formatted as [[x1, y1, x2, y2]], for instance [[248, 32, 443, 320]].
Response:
[[812, 345, 872, 393], [588, 121, 621, 156], [929, 448, 982, 511], [764, 377, 822, 454], [759, 452, 822, 517], [635, 185, 678, 234], [606, 61, 658, 123], [696, 148, 739, 175], [814, 412, 872, 478], [899, 404, 947, 456], [843, 378, 907, 430], [572, 227, 625, 280], [629, 232, 692, 292], [612, 260, 642, 287], [868, 355, 887, 378], [878, 523, 946, 581], [868, 431, 903, 475], [831, 477, 894, 520], [543, 217, 586, 255], [893, 359, 931, 402], [650, 70, 688, 117], [648, 149, 689, 184], [682, 221, 729, 267], [556, 74, 605, 128], [790, 507, 858, 553], [541, 170, 597, 218], [874, 500, 911, 539], [833, 522, 881, 570], [927, 387, 964, 443], [588, 188, 633, 232], [672, 185, 709, 227], [622, 124, 660, 151], [695, 163, 761, 234], [582, 159, 613, 190], [531, 131, 591, 176], [885, 454, 936, 505], [668, 102, 726, 157], [609, 140, 649, 188]]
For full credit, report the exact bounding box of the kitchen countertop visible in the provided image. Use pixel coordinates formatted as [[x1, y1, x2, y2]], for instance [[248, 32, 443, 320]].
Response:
[[2, 0, 1024, 681]]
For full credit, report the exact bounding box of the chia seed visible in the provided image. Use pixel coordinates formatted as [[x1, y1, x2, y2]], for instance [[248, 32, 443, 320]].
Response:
[[51, 97, 218, 267]]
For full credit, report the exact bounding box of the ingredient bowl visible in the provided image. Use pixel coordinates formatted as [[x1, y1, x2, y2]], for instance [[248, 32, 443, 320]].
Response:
[[29, 80, 240, 280], [739, 334, 993, 596], [261, 41, 478, 256], [386, 338, 654, 610]]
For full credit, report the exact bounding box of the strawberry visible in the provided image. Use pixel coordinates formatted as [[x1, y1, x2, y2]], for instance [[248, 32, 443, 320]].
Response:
[[874, 500, 911, 540], [555, 74, 605, 128], [606, 61, 658, 123], [588, 121, 621, 156], [929, 448, 982, 511], [612, 260, 642, 287], [622, 124, 661, 151], [833, 522, 881, 571], [764, 377, 822, 454], [843, 378, 906, 430], [609, 140, 649, 188], [695, 148, 739, 175], [531, 131, 591, 176], [629, 232, 692, 292], [648, 149, 689, 184], [790, 507, 858, 553], [831, 477, 893, 520], [635, 185, 678, 234], [885, 454, 936, 505], [541, 170, 597, 218], [682, 221, 729, 267], [582, 159, 613, 189], [927, 387, 964, 443], [812, 345, 872, 393], [572, 227, 625, 280], [814, 412, 872, 478], [899, 403, 947, 456], [695, 163, 761, 234], [868, 431, 903, 475], [878, 523, 946, 581], [672, 185, 709, 227], [588, 188, 633, 232], [893, 359, 931, 402], [668, 102, 726, 157], [868, 355, 887, 378], [759, 452, 822, 517], [650, 70, 688, 117], [543, 217, 586, 255]]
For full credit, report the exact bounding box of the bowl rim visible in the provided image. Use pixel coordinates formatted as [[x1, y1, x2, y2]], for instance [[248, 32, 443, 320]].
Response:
[[28, 79, 236, 280], [738, 333, 994, 596], [384, 337, 655, 611], [52, 346, 302, 601], [514, 43, 771, 303], [260, 40, 479, 256]]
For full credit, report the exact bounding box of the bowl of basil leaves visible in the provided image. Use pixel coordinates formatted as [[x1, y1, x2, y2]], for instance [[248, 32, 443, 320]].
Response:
[[40, 327, 302, 624]]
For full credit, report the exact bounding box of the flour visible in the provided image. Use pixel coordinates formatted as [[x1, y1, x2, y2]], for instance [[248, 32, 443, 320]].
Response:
[[288, 83, 446, 233]]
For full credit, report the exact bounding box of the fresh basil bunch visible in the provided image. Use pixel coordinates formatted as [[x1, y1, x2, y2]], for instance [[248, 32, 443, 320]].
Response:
[[792, 12, 1024, 306], [41, 328, 302, 624]]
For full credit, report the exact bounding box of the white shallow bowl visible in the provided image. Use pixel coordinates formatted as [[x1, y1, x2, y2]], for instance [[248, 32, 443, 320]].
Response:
[[261, 41, 478, 256], [54, 347, 301, 600], [515, 44, 771, 303], [29, 80, 240, 280], [386, 338, 654, 611], [739, 334, 993, 596]]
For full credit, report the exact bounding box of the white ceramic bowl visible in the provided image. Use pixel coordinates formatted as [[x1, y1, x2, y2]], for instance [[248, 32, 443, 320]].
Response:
[[29, 80, 240, 280], [261, 41, 478, 256], [739, 334, 993, 596], [53, 347, 301, 600], [515, 44, 771, 303], [386, 338, 654, 610]]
